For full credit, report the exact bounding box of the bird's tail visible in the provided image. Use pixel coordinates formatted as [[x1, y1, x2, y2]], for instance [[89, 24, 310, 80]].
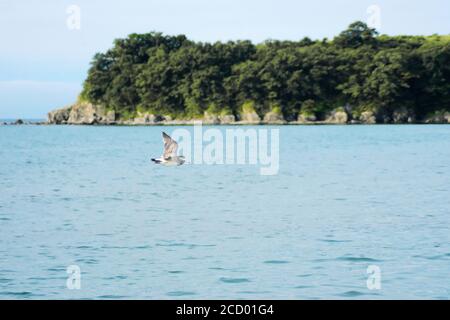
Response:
[[151, 158, 161, 164]]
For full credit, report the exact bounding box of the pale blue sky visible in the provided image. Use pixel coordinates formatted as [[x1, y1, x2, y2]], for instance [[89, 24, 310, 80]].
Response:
[[1, 0, 449, 118]]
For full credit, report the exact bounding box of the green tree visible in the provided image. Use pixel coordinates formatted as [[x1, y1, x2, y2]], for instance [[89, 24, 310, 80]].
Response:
[[80, 22, 450, 121]]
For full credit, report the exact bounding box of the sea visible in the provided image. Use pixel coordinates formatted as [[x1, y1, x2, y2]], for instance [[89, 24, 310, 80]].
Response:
[[0, 124, 449, 299]]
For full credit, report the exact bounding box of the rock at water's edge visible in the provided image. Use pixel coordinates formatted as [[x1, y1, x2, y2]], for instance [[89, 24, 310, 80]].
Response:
[[48, 102, 116, 125], [263, 111, 286, 124], [297, 113, 317, 123], [203, 111, 220, 125], [132, 113, 161, 125], [67, 102, 113, 124], [359, 111, 376, 124], [424, 110, 450, 124], [325, 109, 349, 124], [393, 107, 415, 123], [238, 111, 260, 124], [218, 114, 235, 124], [48, 106, 71, 124]]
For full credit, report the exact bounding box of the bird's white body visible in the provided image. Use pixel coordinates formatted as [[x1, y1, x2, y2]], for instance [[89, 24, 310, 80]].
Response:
[[152, 156, 185, 166], [151, 132, 185, 166]]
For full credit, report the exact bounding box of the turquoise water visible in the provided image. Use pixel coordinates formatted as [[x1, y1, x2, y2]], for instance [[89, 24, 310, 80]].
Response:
[[0, 125, 449, 299]]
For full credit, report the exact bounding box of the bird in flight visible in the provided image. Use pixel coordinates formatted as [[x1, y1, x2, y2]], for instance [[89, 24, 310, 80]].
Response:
[[151, 132, 185, 166]]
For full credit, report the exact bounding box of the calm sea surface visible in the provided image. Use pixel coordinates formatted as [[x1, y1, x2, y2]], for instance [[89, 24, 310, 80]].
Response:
[[0, 125, 449, 299]]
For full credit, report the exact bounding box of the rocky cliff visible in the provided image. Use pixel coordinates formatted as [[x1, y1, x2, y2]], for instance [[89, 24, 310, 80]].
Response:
[[47, 102, 450, 125], [48, 102, 115, 125]]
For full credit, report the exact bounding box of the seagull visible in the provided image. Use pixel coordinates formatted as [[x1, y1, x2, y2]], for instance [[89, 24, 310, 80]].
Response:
[[151, 132, 185, 166]]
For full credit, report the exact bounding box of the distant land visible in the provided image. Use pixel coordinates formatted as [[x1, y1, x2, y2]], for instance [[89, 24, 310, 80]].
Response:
[[45, 21, 450, 125]]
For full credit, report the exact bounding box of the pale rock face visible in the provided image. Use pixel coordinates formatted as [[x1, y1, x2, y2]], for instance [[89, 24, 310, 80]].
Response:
[[67, 102, 98, 124], [325, 109, 348, 124], [48, 102, 116, 124], [203, 111, 220, 125], [132, 117, 146, 125], [297, 113, 317, 123], [159, 115, 203, 125], [359, 111, 376, 124], [104, 110, 116, 123], [239, 111, 260, 124], [117, 119, 134, 125], [263, 111, 286, 124], [133, 113, 159, 125], [218, 114, 235, 124], [425, 111, 450, 124], [47, 106, 71, 124]]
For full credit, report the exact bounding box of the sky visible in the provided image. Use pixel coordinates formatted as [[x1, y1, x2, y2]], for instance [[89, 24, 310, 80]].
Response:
[[0, 0, 449, 119]]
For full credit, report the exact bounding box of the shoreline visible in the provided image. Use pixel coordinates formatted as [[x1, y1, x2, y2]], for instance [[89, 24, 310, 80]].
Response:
[[5, 102, 450, 126], [3, 120, 450, 126], [42, 102, 450, 126]]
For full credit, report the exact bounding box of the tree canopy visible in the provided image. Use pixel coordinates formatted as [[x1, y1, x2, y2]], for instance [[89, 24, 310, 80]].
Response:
[[80, 22, 450, 121]]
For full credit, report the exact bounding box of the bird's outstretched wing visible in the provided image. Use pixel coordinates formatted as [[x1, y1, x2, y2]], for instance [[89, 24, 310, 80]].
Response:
[[162, 132, 178, 159]]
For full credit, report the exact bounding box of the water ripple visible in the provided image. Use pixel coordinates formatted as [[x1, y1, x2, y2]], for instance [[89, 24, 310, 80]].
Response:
[[263, 260, 290, 264], [166, 291, 196, 297], [336, 256, 382, 263], [219, 277, 251, 284]]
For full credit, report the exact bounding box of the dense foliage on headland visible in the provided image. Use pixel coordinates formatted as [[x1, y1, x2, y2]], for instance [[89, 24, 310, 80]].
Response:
[[66, 22, 450, 124]]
